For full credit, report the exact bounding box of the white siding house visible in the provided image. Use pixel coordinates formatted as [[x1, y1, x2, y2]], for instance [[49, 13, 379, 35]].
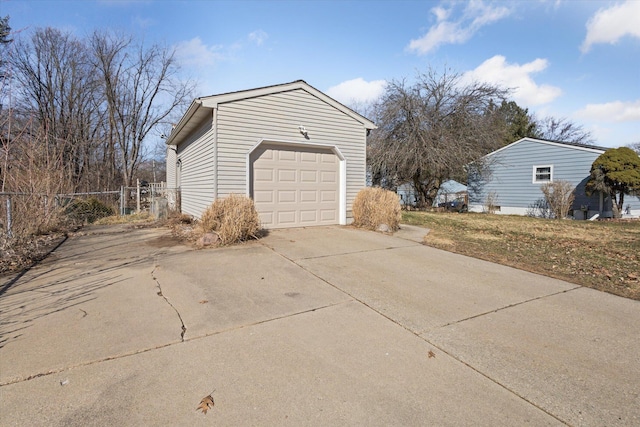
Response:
[[467, 137, 640, 219], [165, 80, 376, 228]]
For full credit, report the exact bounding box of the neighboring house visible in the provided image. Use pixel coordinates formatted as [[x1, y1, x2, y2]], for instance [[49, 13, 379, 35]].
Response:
[[397, 180, 467, 207], [467, 137, 640, 219], [165, 80, 376, 229]]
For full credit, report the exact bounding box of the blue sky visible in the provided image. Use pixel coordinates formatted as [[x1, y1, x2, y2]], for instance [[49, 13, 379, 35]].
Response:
[[2, 0, 639, 148]]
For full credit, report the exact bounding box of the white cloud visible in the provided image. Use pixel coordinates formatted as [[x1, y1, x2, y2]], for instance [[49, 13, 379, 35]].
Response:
[[575, 100, 640, 123], [407, 0, 511, 55], [461, 55, 562, 106], [326, 78, 387, 105], [133, 16, 155, 29], [174, 37, 224, 67], [248, 30, 268, 46], [581, 1, 640, 53], [432, 6, 450, 22]]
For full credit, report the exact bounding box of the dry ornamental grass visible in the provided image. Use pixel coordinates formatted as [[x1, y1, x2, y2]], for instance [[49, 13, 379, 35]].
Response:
[[352, 187, 402, 232], [403, 211, 640, 300], [199, 194, 261, 245]]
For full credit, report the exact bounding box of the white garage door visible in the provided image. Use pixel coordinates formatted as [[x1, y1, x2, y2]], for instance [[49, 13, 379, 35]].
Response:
[[251, 144, 339, 229]]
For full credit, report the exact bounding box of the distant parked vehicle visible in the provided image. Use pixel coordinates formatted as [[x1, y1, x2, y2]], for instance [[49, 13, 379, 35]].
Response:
[[438, 199, 468, 212], [140, 180, 149, 195]]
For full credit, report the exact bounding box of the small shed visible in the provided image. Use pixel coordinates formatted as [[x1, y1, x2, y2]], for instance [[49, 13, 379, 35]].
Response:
[[467, 137, 640, 219], [165, 80, 376, 228], [397, 180, 467, 208]]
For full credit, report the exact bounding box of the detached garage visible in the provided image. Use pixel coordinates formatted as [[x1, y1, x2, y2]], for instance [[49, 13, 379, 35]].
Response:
[[165, 80, 376, 229]]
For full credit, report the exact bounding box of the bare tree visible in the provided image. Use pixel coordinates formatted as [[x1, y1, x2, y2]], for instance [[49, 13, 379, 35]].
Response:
[[9, 28, 103, 192], [541, 180, 575, 219], [90, 31, 194, 187], [368, 68, 508, 207], [0, 15, 11, 79], [535, 116, 594, 145]]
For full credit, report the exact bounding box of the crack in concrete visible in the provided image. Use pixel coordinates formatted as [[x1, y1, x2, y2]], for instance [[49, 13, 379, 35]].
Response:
[[151, 264, 186, 342], [0, 301, 347, 386]]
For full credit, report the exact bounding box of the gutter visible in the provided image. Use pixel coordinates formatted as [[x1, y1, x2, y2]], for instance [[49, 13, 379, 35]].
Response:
[[165, 99, 203, 146]]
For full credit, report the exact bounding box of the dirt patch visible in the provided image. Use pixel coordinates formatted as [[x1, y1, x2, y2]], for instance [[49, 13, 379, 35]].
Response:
[[0, 233, 67, 275], [145, 234, 184, 248]]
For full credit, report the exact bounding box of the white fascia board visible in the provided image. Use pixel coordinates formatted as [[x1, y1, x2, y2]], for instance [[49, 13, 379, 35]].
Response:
[[483, 137, 606, 160], [165, 99, 204, 146]]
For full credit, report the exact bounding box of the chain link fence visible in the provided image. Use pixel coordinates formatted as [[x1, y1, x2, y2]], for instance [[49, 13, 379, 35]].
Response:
[[1, 183, 181, 240]]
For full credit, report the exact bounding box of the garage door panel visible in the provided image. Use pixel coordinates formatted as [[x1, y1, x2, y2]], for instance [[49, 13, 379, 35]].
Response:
[[321, 153, 336, 163], [254, 168, 274, 182], [320, 191, 336, 202], [321, 171, 337, 183], [320, 209, 337, 221], [300, 210, 318, 223], [300, 190, 318, 202], [259, 212, 274, 224], [277, 190, 297, 203], [300, 170, 318, 183], [278, 169, 297, 182], [278, 150, 296, 161], [252, 144, 339, 228], [254, 190, 274, 203], [300, 152, 317, 162], [277, 211, 297, 224]]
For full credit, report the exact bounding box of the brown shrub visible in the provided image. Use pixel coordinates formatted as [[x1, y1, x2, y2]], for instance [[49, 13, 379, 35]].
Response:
[[199, 194, 261, 245], [352, 187, 401, 232], [541, 180, 575, 219]]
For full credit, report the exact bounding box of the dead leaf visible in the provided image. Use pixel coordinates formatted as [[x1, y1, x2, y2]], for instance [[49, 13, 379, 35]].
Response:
[[428, 350, 436, 358], [196, 394, 215, 414]]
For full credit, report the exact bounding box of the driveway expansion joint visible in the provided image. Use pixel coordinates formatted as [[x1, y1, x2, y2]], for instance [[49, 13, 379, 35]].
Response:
[[0, 339, 183, 386], [421, 285, 584, 334], [262, 238, 574, 426], [260, 242, 417, 262]]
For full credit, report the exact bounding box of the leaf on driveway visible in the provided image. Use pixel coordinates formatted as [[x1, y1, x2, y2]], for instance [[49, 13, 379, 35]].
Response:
[[197, 394, 215, 414]]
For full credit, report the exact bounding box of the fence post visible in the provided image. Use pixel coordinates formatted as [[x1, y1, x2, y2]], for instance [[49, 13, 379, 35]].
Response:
[[120, 186, 124, 216], [136, 179, 141, 214], [6, 196, 12, 238]]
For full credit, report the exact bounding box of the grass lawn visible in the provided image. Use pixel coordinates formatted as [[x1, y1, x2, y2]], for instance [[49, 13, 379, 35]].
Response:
[[402, 211, 640, 301]]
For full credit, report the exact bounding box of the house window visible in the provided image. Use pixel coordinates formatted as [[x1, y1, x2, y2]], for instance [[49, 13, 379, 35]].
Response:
[[533, 165, 553, 183]]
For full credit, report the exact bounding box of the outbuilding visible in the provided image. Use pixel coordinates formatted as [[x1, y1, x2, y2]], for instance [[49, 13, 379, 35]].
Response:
[[165, 80, 376, 228]]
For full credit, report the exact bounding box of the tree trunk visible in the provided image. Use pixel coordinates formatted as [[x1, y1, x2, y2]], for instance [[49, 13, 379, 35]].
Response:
[[613, 191, 624, 218]]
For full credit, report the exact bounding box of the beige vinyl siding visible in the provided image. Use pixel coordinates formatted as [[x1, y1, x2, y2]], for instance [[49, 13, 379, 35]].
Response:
[[176, 119, 215, 217], [166, 146, 177, 188], [216, 88, 366, 219]]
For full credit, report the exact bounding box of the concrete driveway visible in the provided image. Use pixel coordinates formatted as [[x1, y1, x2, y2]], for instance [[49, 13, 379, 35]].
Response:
[[1, 224, 638, 426]]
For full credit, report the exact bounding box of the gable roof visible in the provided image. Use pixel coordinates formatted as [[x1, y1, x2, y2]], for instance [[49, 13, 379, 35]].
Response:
[[166, 80, 376, 146], [484, 137, 608, 158]]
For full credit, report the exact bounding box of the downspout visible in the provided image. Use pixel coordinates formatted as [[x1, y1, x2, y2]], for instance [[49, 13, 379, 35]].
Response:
[[213, 106, 218, 200]]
